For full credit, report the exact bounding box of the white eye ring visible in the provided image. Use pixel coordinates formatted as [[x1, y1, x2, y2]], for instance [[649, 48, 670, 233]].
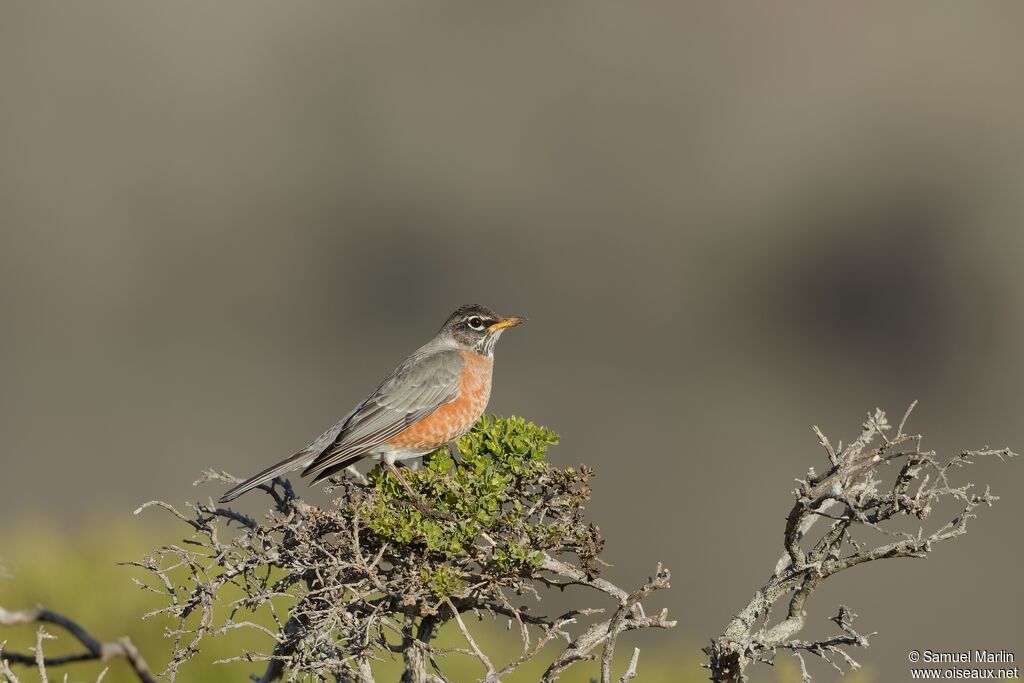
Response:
[[467, 316, 486, 331]]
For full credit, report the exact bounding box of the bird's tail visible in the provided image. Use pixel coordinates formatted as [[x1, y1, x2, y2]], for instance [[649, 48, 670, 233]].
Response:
[[218, 450, 314, 503]]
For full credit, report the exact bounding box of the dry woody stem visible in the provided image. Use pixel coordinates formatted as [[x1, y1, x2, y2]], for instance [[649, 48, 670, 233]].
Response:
[[704, 403, 1014, 682], [0, 605, 156, 683]]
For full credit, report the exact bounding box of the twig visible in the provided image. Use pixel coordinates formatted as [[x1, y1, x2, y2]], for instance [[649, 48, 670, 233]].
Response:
[[705, 405, 1014, 682], [0, 606, 156, 683]]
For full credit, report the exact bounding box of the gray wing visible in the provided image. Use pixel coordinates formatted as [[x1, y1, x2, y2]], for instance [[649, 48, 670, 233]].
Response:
[[302, 348, 465, 481]]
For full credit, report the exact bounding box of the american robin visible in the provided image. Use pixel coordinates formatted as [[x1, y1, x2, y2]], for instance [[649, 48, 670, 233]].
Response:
[[218, 304, 525, 509]]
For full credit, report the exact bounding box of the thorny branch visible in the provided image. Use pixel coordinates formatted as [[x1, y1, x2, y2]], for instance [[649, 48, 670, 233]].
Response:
[[704, 404, 1015, 682], [0, 605, 156, 683], [129, 417, 674, 682]]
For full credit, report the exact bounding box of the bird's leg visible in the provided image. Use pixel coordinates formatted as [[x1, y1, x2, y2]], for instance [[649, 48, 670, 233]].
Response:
[[384, 461, 453, 521]]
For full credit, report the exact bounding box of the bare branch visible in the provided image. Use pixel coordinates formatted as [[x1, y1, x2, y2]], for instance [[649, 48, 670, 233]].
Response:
[[0, 607, 155, 683], [705, 405, 1014, 682], [617, 648, 640, 683]]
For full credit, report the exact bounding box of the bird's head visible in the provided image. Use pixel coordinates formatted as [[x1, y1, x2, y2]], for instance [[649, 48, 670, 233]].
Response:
[[441, 304, 525, 356]]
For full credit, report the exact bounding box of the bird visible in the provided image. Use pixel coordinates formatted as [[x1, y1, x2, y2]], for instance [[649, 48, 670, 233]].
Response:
[[218, 304, 525, 510]]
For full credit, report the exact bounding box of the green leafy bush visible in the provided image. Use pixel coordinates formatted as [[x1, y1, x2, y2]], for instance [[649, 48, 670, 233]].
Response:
[[129, 415, 674, 682]]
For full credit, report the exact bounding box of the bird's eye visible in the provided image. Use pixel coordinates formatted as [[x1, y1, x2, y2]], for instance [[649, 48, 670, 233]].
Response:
[[467, 316, 486, 331]]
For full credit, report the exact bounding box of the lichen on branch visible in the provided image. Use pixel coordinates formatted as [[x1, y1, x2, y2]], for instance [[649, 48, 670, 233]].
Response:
[[130, 415, 674, 682]]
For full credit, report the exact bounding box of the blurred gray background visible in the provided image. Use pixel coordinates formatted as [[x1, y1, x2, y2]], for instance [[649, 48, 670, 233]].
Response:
[[2, 2, 1022, 679]]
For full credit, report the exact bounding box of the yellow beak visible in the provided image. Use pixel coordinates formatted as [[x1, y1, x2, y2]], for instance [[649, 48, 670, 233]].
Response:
[[488, 316, 526, 331]]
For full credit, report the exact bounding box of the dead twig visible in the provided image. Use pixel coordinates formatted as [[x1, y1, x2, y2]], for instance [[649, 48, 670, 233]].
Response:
[[705, 405, 1014, 682], [0, 606, 155, 683]]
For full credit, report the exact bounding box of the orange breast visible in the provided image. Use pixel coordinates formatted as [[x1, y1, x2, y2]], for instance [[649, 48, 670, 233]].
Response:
[[385, 351, 493, 449]]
